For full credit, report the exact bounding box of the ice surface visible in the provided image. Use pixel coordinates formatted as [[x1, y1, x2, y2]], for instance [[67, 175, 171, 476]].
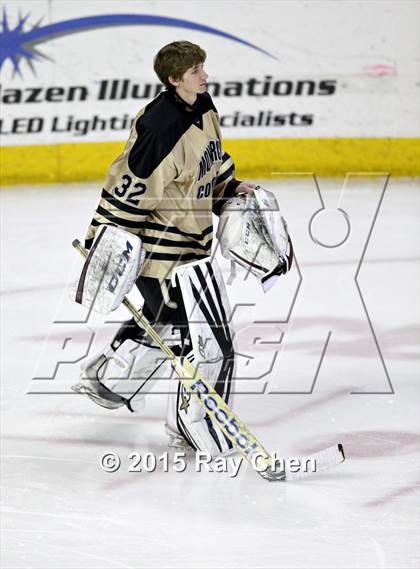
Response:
[[1, 177, 419, 568]]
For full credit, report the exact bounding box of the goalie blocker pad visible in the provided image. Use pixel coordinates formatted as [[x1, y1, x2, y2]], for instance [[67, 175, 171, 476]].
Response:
[[216, 186, 293, 292], [72, 225, 145, 314], [167, 258, 235, 457]]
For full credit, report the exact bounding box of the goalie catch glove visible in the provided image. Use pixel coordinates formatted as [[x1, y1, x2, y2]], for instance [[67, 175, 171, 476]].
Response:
[[216, 186, 293, 292]]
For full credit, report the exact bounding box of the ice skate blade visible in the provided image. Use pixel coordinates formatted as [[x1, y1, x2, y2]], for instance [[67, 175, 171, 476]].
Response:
[[71, 382, 124, 410]]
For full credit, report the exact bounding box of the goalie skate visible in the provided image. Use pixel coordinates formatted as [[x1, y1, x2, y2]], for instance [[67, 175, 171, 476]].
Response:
[[71, 378, 136, 410], [73, 320, 177, 412]]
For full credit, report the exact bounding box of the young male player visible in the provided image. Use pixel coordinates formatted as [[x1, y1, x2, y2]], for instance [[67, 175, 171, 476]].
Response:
[[75, 41, 255, 453]]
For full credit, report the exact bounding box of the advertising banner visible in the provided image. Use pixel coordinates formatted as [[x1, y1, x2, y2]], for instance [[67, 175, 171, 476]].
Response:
[[1, 0, 419, 181]]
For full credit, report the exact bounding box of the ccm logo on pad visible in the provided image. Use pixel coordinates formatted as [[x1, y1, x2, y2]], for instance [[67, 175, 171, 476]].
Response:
[[107, 241, 133, 293]]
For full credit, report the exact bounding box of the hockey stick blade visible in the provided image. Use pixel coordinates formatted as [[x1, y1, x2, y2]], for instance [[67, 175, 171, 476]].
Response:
[[259, 443, 345, 482]]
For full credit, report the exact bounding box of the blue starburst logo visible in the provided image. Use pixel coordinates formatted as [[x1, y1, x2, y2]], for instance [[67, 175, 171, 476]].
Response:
[[0, 8, 51, 76], [0, 7, 275, 78]]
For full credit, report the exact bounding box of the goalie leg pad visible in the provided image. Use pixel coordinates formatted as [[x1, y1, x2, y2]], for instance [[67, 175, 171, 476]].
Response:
[[166, 259, 236, 456]]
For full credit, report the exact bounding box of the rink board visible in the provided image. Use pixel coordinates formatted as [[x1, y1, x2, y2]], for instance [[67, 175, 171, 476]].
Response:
[[2, 137, 419, 185], [1, 1, 418, 184]]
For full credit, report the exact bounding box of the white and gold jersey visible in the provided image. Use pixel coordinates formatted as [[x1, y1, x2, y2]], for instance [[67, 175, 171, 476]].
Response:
[[85, 90, 240, 279]]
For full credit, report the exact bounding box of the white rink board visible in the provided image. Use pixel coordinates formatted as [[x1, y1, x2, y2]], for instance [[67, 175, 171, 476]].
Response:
[[1, 0, 419, 145]]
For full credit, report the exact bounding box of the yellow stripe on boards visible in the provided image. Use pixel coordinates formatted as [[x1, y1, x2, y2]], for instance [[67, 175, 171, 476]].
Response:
[[0, 141, 125, 185], [222, 138, 420, 178], [1, 138, 419, 186]]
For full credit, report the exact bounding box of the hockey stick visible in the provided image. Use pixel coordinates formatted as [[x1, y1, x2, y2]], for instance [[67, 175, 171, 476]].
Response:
[[73, 239, 345, 481]]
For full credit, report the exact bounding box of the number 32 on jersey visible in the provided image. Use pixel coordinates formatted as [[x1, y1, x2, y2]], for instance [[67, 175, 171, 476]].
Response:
[[114, 174, 146, 205]]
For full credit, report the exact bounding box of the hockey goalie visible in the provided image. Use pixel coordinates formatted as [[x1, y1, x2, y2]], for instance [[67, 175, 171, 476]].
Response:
[[71, 185, 293, 458], [71, 40, 293, 461]]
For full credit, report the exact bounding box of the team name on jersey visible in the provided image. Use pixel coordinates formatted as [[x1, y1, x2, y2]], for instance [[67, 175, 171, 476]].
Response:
[[197, 139, 222, 181]]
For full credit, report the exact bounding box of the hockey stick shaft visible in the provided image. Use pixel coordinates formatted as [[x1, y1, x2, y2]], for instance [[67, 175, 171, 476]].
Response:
[[72, 239, 273, 471]]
